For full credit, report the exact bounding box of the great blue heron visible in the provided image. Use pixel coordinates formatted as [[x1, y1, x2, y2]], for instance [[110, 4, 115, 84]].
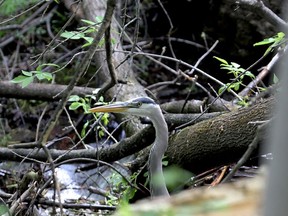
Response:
[[89, 97, 169, 197]]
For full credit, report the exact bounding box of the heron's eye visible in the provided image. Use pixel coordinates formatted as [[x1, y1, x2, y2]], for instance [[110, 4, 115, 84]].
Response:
[[131, 101, 142, 107], [135, 101, 142, 107]]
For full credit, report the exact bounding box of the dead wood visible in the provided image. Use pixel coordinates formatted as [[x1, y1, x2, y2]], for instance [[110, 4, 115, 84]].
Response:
[[0, 81, 95, 101]]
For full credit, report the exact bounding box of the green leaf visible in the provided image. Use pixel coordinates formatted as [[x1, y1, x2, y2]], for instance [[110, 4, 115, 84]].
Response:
[[232, 82, 240, 91], [213, 56, 228, 65], [68, 95, 80, 102], [238, 68, 246, 73], [82, 36, 94, 47], [81, 120, 90, 137], [95, 16, 103, 23], [98, 96, 104, 102], [254, 38, 276, 46], [42, 72, 53, 80], [277, 32, 285, 39], [218, 85, 227, 95], [254, 32, 285, 46], [36, 65, 42, 71], [83, 36, 93, 44], [21, 70, 33, 76], [98, 130, 105, 138], [20, 76, 34, 88], [263, 47, 273, 56], [35, 73, 45, 80], [60, 31, 85, 40], [221, 66, 233, 71], [110, 38, 116, 45], [11, 75, 28, 83], [81, 19, 97, 25], [122, 187, 137, 203], [244, 71, 255, 79], [82, 42, 92, 48], [77, 26, 86, 31], [254, 32, 286, 55], [83, 28, 96, 34], [102, 113, 110, 126], [230, 62, 240, 68], [258, 87, 266, 92], [237, 99, 248, 107], [98, 38, 105, 47], [162, 160, 168, 166], [69, 102, 82, 110], [83, 103, 91, 113], [11, 75, 34, 87], [35, 72, 53, 81]]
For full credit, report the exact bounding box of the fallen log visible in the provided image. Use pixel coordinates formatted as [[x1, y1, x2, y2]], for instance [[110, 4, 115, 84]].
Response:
[[167, 97, 273, 173], [0, 97, 273, 174]]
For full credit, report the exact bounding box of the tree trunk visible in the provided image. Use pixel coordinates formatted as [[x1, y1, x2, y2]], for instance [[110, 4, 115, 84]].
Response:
[[81, 0, 147, 135]]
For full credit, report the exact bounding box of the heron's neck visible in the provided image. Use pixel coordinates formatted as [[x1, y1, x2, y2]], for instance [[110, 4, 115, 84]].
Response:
[[152, 112, 168, 155], [149, 109, 169, 197]]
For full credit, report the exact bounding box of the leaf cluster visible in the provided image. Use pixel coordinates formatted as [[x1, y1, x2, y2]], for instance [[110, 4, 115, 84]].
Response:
[[214, 56, 255, 94], [68, 95, 110, 138], [11, 64, 58, 88], [60, 16, 106, 47], [254, 32, 286, 56]]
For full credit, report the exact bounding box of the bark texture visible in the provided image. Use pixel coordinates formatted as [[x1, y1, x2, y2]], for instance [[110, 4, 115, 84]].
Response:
[[167, 97, 273, 173], [0, 81, 95, 101]]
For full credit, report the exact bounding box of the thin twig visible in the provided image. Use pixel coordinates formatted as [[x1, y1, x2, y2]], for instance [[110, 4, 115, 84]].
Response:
[[154, 36, 206, 50], [0, 9, 55, 48], [175, 54, 267, 130], [30, 2, 79, 65], [96, 24, 118, 96], [157, 0, 178, 70], [189, 40, 219, 75], [114, 49, 242, 100]]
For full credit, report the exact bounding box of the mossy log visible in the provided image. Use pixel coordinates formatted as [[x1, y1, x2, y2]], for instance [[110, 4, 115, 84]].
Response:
[[167, 97, 273, 173]]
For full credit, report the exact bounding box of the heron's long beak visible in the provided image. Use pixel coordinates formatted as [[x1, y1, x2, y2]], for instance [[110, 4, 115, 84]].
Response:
[[89, 102, 129, 113]]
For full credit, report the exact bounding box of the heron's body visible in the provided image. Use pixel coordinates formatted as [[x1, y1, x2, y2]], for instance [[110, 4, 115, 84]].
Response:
[[89, 97, 169, 197]]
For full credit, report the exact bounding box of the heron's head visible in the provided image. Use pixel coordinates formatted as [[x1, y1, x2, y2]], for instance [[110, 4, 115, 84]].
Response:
[[89, 97, 160, 118]]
